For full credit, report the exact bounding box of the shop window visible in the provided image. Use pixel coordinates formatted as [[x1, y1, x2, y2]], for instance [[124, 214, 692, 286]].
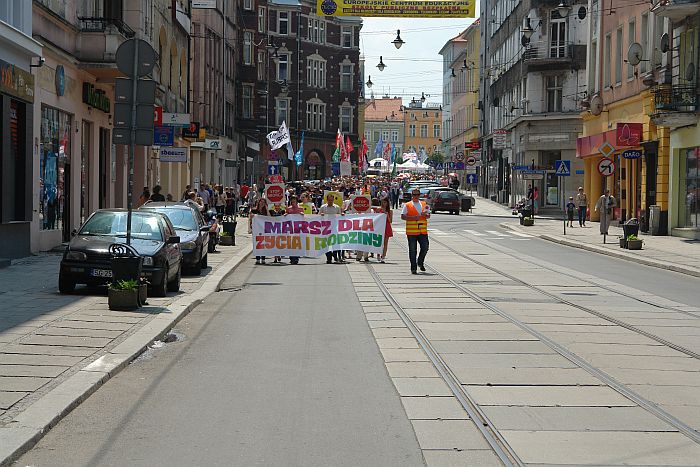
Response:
[[680, 148, 700, 228], [40, 106, 72, 232]]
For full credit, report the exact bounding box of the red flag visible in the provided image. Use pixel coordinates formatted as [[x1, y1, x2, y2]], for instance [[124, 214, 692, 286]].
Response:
[[345, 136, 354, 154], [382, 143, 391, 161]]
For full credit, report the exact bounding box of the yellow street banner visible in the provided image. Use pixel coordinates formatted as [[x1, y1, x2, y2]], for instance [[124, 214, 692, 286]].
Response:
[[317, 0, 475, 18]]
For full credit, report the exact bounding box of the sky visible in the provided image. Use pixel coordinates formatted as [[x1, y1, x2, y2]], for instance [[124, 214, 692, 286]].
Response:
[[360, 2, 480, 107]]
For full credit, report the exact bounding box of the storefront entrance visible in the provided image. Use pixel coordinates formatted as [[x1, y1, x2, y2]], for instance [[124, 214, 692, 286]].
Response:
[[40, 106, 73, 242]]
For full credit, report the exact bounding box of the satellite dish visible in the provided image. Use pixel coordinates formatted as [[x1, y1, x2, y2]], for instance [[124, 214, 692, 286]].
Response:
[[590, 94, 603, 116], [627, 43, 643, 66], [578, 6, 587, 20], [661, 33, 670, 53], [686, 63, 695, 82]]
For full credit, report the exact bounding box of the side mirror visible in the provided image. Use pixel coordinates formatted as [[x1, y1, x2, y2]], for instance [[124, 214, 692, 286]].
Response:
[[71, 229, 78, 237], [167, 235, 180, 244], [200, 225, 211, 232]]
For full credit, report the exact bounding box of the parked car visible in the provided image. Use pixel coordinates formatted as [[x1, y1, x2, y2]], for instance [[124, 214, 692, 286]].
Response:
[[58, 209, 182, 296], [426, 187, 476, 208], [428, 190, 462, 214], [402, 181, 440, 202], [140, 202, 210, 275]]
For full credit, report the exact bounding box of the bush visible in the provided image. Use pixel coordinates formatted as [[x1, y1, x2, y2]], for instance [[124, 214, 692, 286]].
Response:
[[626, 234, 639, 241], [109, 279, 138, 291]]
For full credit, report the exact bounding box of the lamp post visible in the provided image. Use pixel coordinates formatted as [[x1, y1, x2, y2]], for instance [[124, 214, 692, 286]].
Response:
[[392, 30, 404, 49], [377, 56, 386, 71]]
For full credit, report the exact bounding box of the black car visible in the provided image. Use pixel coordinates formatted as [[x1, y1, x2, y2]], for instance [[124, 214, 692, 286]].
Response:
[[59, 209, 182, 296], [139, 202, 210, 275]]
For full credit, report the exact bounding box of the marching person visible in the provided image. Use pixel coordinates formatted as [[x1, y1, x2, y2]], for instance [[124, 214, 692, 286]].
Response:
[[376, 198, 393, 263], [285, 195, 304, 265], [594, 189, 616, 235], [269, 202, 286, 263], [250, 198, 268, 264], [401, 188, 430, 274], [575, 186, 588, 227], [319, 192, 343, 264]]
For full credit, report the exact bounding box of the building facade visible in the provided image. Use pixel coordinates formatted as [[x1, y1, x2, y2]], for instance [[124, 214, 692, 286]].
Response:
[[402, 100, 442, 161], [236, 0, 361, 183], [363, 96, 404, 170], [480, 0, 587, 207], [0, 1, 41, 259]]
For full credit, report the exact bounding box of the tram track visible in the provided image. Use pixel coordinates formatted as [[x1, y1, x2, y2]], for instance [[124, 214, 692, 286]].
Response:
[[376, 236, 700, 446]]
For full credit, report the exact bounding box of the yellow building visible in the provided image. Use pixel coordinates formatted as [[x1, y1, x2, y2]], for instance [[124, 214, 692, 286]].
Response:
[[402, 101, 442, 160]]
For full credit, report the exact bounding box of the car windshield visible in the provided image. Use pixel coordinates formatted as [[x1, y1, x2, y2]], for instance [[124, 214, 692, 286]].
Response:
[[440, 192, 459, 199], [148, 208, 198, 231], [79, 212, 164, 241]]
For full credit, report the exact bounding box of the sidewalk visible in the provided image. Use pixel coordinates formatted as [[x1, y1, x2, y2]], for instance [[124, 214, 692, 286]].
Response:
[[0, 225, 252, 465], [474, 196, 700, 278]]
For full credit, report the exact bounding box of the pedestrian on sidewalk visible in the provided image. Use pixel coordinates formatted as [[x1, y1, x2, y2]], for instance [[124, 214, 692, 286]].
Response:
[[595, 189, 616, 235], [150, 185, 165, 202], [401, 188, 430, 274], [319, 192, 343, 264], [566, 196, 576, 228], [136, 187, 150, 207], [575, 187, 588, 227]]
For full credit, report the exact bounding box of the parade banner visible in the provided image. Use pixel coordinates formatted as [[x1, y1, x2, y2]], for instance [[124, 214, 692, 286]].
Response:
[[317, 0, 475, 18], [253, 213, 387, 257]]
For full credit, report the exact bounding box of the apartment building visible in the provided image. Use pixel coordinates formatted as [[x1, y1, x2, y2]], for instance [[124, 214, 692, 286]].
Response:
[[480, 0, 588, 206], [402, 100, 442, 161], [363, 96, 404, 168]]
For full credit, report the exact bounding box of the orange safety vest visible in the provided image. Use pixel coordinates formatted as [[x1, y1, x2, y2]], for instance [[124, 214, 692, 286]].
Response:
[[404, 201, 428, 235]]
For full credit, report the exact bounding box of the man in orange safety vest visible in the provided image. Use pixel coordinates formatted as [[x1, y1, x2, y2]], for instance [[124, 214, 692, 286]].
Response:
[[401, 188, 430, 274]]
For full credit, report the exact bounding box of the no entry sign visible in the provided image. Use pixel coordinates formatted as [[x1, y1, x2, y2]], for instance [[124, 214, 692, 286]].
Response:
[[265, 183, 286, 204], [352, 195, 371, 212], [597, 157, 616, 177]]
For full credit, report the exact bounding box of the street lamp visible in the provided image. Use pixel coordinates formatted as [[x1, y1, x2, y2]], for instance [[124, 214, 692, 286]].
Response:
[[377, 56, 386, 71], [366, 75, 373, 88], [420, 92, 430, 103], [556, 1, 571, 17], [392, 30, 405, 49], [522, 17, 534, 40]]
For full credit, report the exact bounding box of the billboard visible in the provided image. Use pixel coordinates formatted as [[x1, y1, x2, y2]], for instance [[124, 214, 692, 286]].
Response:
[[317, 0, 475, 18]]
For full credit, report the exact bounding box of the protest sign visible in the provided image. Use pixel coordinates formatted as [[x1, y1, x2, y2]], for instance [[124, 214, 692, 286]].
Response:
[[323, 190, 343, 209], [265, 183, 286, 207], [252, 213, 386, 257], [351, 194, 371, 212], [301, 202, 315, 214]]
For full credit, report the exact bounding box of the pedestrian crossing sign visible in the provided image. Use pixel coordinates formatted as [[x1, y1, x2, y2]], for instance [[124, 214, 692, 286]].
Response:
[[555, 160, 571, 176]]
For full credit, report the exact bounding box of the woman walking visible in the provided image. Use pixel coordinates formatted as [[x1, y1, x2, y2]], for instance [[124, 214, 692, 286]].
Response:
[[269, 203, 286, 263], [376, 198, 393, 263], [249, 198, 268, 264], [285, 195, 304, 264]]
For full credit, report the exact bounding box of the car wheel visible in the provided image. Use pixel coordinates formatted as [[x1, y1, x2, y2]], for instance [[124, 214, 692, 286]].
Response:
[[58, 273, 75, 294], [152, 265, 168, 297], [201, 252, 208, 269], [167, 265, 181, 292]]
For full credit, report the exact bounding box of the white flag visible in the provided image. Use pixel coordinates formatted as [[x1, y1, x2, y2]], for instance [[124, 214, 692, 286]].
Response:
[[266, 121, 291, 150]]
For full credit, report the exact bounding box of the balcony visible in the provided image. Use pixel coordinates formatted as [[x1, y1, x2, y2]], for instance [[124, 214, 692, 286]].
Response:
[[651, 0, 699, 22], [75, 17, 135, 80], [522, 41, 586, 72], [650, 84, 699, 128]]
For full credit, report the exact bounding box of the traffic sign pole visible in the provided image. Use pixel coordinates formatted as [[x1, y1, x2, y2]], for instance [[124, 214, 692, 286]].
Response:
[[125, 39, 139, 246]]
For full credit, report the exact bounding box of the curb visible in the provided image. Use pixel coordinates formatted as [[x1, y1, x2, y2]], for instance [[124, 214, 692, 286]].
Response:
[[500, 222, 700, 279], [0, 242, 252, 466]]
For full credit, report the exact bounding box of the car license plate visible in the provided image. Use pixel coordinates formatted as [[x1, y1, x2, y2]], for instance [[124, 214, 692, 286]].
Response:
[[91, 268, 113, 278]]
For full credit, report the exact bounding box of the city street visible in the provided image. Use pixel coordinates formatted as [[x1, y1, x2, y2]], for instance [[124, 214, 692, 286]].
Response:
[[13, 209, 700, 466]]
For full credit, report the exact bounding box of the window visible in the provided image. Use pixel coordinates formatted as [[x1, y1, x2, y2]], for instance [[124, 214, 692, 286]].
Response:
[[277, 53, 290, 81], [550, 10, 567, 58], [546, 75, 563, 112], [242, 85, 253, 118], [653, 15, 665, 68], [257, 51, 265, 81], [409, 124, 416, 137], [340, 64, 353, 92], [640, 13, 649, 74], [276, 98, 289, 126], [615, 27, 623, 84], [339, 106, 353, 133], [308, 17, 326, 44], [258, 7, 266, 33], [364, 130, 371, 142], [391, 130, 398, 142], [627, 20, 636, 80], [680, 147, 700, 228], [382, 130, 389, 141], [243, 0, 252, 10], [433, 124, 440, 138], [590, 39, 598, 92], [604, 33, 612, 88], [307, 57, 326, 88], [420, 124, 428, 138], [40, 106, 72, 232], [341, 26, 353, 48], [679, 28, 696, 85], [306, 101, 326, 131], [278, 11, 289, 35], [243, 32, 252, 65]]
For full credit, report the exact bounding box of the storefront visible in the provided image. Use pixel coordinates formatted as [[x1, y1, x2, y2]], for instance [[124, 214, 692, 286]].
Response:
[[679, 147, 699, 229]]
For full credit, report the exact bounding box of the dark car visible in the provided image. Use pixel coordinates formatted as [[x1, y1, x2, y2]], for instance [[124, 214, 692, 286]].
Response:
[[140, 202, 209, 275], [402, 182, 440, 202], [427, 187, 476, 208], [58, 209, 182, 296], [428, 190, 461, 214]]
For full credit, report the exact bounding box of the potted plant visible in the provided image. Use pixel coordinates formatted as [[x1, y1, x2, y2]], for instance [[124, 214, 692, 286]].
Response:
[[108, 279, 141, 311], [219, 231, 234, 246], [522, 216, 534, 226], [626, 234, 643, 250]]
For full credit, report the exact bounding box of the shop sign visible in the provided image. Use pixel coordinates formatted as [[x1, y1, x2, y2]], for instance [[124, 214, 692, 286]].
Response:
[[55, 65, 65, 96], [159, 147, 188, 162], [616, 123, 642, 147], [465, 139, 480, 150], [182, 121, 200, 138], [192, 0, 216, 8], [82, 83, 110, 113], [493, 129, 507, 149], [0, 59, 35, 103], [153, 126, 174, 146], [622, 149, 642, 159], [205, 139, 222, 150], [316, 0, 476, 18], [162, 112, 191, 127]]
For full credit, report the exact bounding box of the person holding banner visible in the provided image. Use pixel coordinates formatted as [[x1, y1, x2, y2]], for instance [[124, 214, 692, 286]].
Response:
[[319, 193, 344, 264], [250, 198, 269, 264], [401, 188, 430, 274], [375, 198, 394, 263], [285, 196, 304, 265]]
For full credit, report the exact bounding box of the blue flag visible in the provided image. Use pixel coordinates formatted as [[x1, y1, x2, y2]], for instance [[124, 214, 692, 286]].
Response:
[[390, 143, 396, 164], [294, 132, 304, 167], [374, 135, 384, 156]]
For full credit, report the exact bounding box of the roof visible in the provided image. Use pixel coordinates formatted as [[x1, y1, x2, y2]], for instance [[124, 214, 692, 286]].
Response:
[[364, 98, 404, 122]]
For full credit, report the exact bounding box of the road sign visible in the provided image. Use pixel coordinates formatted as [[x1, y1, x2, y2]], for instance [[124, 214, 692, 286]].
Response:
[[115, 39, 156, 78], [493, 129, 507, 149], [466, 173, 478, 184], [153, 126, 174, 146], [575, 169, 585, 175], [597, 157, 616, 176], [512, 165, 529, 170], [555, 160, 571, 176], [622, 149, 642, 159], [466, 155, 477, 166], [522, 170, 545, 180], [465, 167, 477, 174], [269, 174, 284, 183], [268, 164, 278, 175], [598, 141, 615, 158], [454, 152, 465, 161], [455, 162, 465, 170], [435, 162, 444, 170]]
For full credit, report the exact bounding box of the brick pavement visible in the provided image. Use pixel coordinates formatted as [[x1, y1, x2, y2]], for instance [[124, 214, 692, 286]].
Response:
[[0, 224, 252, 464]]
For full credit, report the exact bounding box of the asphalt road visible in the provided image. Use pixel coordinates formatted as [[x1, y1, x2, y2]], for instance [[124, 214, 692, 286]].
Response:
[[14, 257, 424, 467], [428, 214, 700, 307]]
